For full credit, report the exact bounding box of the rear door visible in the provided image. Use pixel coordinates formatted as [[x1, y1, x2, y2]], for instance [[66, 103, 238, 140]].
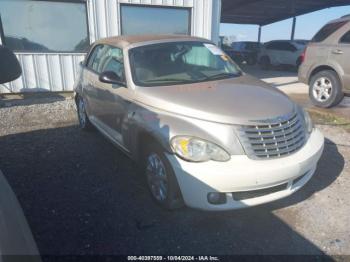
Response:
[[279, 42, 298, 66], [334, 30, 350, 89], [265, 42, 283, 65]]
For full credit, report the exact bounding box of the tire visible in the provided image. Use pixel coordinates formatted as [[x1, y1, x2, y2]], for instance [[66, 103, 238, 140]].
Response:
[[260, 56, 271, 70], [309, 70, 344, 108], [76, 95, 93, 130], [247, 56, 256, 66], [142, 142, 184, 210]]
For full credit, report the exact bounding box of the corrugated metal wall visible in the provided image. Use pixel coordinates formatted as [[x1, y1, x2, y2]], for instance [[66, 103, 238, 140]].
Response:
[[0, 53, 85, 93], [0, 0, 221, 93]]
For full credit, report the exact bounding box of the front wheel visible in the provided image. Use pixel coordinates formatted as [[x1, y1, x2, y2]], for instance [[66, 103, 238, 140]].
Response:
[[143, 143, 184, 210], [309, 70, 344, 108]]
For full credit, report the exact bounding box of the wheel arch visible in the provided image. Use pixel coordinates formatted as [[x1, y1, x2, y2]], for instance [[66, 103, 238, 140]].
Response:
[[308, 65, 343, 88], [135, 131, 171, 162]]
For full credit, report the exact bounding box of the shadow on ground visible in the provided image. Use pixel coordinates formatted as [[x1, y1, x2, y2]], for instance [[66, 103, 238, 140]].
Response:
[[0, 91, 71, 108], [0, 125, 344, 256]]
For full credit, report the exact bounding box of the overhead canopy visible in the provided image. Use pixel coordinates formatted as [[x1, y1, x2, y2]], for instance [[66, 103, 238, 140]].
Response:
[[221, 0, 350, 26]]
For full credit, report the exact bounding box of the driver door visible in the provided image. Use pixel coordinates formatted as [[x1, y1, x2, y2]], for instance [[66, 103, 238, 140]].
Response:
[[91, 45, 131, 149], [334, 30, 350, 89]]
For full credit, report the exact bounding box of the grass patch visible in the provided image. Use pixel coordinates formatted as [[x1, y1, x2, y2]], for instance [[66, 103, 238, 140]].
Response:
[[307, 108, 350, 132]]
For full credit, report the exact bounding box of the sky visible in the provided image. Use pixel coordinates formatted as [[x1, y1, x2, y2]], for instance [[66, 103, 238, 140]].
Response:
[[220, 6, 350, 42]]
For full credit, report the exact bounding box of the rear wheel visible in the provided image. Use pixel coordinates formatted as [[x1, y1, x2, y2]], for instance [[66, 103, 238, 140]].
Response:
[[76, 96, 93, 130], [309, 70, 344, 108], [260, 56, 271, 70], [143, 143, 184, 210]]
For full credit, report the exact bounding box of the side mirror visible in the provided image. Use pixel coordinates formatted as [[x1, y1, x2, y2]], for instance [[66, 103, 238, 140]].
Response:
[[99, 71, 124, 85], [0, 45, 22, 84]]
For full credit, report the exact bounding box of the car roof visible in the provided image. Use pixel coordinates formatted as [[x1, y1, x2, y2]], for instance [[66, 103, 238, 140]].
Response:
[[95, 35, 210, 48], [326, 15, 350, 24], [232, 41, 259, 43], [265, 40, 306, 46], [267, 40, 295, 43]]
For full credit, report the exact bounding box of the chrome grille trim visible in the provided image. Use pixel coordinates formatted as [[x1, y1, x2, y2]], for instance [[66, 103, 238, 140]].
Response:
[[239, 112, 306, 159]]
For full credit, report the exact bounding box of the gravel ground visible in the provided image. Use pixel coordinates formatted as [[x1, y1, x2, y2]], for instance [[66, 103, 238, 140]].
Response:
[[0, 98, 76, 136], [0, 98, 349, 256]]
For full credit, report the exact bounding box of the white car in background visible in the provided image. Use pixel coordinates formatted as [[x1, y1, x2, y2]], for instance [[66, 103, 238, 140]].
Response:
[[259, 40, 307, 70]]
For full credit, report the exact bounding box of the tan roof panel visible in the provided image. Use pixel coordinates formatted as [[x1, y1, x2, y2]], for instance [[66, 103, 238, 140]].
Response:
[[95, 35, 210, 48]]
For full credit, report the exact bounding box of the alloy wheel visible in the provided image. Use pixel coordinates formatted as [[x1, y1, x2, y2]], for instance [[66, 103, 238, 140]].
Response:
[[312, 77, 333, 102], [146, 153, 169, 202]]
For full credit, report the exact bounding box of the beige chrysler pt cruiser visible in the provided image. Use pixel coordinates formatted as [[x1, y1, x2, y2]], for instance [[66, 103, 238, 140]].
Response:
[[74, 35, 324, 211]]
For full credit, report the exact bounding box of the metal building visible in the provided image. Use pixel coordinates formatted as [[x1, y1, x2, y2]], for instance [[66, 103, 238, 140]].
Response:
[[0, 0, 221, 93]]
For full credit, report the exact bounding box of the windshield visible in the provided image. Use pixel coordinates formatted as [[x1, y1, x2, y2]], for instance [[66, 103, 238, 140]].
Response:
[[129, 41, 241, 87]]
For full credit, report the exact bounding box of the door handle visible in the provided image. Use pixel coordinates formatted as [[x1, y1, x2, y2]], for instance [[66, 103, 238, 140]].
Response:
[[332, 49, 343, 54]]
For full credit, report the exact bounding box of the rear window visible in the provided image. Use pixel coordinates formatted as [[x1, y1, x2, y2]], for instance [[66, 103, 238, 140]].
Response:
[[340, 31, 350, 43], [245, 42, 260, 50], [312, 21, 347, 42]]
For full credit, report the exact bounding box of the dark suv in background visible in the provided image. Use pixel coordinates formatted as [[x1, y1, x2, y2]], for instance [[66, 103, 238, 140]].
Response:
[[299, 15, 350, 108], [229, 41, 262, 65]]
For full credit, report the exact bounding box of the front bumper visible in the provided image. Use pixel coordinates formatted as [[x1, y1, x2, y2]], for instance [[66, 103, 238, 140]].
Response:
[[166, 128, 324, 211]]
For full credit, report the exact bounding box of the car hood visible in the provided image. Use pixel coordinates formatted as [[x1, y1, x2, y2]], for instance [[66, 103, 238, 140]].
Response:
[[133, 74, 295, 125]]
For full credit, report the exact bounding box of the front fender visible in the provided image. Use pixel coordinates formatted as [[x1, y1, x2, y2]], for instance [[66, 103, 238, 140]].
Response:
[[126, 102, 244, 161]]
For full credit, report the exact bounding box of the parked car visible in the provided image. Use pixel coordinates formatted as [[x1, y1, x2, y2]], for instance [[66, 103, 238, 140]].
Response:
[[259, 40, 307, 70], [74, 35, 324, 211], [0, 46, 41, 260], [294, 39, 310, 46], [229, 41, 262, 65], [299, 15, 350, 108]]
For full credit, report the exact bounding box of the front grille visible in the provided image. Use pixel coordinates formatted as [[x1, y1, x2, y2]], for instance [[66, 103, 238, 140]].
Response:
[[239, 112, 306, 159]]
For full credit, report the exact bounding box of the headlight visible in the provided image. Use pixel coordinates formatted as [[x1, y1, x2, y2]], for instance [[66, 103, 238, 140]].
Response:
[[171, 136, 231, 162], [302, 109, 313, 134]]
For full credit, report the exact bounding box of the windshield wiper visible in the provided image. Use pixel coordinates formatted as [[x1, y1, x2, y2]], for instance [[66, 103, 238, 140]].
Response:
[[203, 72, 241, 81], [143, 78, 194, 83]]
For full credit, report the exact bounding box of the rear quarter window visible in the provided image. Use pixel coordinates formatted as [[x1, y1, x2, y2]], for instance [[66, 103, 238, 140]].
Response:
[[340, 31, 350, 43], [312, 21, 347, 42]]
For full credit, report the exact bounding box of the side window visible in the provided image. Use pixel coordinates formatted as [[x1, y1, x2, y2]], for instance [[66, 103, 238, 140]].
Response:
[[274, 42, 284, 50], [92, 45, 110, 73], [86, 45, 104, 71], [340, 31, 350, 44], [98, 46, 125, 81], [266, 43, 275, 50], [312, 21, 347, 42], [283, 43, 297, 52], [266, 42, 280, 50]]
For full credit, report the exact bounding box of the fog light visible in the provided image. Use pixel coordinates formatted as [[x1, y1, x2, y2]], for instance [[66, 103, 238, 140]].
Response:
[[207, 192, 227, 205]]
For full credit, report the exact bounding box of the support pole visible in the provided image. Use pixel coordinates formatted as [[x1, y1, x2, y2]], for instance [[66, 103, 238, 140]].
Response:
[[258, 25, 262, 43], [290, 0, 296, 40], [291, 16, 296, 40]]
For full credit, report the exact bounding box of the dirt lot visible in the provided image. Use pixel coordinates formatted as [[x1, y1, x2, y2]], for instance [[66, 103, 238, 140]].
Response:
[[0, 96, 349, 256]]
